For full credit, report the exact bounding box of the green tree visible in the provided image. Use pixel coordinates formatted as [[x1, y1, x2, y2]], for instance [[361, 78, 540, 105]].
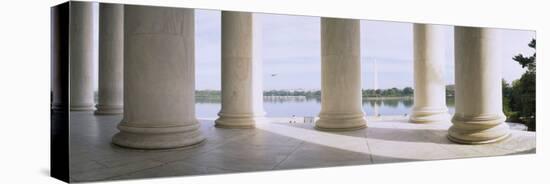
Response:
[[374, 89, 381, 97], [513, 39, 536, 73], [511, 39, 536, 131], [403, 87, 414, 96], [445, 85, 455, 97], [502, 79, 519, 122]]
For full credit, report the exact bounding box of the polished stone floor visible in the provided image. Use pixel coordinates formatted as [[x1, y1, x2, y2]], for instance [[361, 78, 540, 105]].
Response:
[[69, 112, 536, 182]]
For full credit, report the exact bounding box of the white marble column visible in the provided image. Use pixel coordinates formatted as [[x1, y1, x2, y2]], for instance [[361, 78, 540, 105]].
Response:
[[95, 4, 123, 115], [112, 5, 204, 149], [315, 18, 366, 131], [215, 12, 265, 128], [69, 1, 95, 111], [448, 26, 510, 144], [409, 24, 450, 123]]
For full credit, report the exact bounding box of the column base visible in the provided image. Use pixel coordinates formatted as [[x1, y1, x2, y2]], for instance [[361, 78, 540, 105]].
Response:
[[94, 104, 123, 115], [315, 112, 367, 131], [214, 113, 264, 129], [448, 114, 510, 144], [409, 107, 450, 123], [70, 104, 95, 111], [112, 121, 205, 149]]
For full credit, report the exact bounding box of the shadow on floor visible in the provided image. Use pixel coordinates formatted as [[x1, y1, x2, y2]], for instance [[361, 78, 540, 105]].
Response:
[[68, 114, 535, 182], [271, 121, 454, 144]]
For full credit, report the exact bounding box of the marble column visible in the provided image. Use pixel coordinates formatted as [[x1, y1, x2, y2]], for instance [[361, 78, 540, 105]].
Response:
[[315, 18, 366, 131], [215, 11, 265, 128], [95, 4, 123, 115], [409, 24, 450, 123], [69, 1, 95, 111], [448, 26, 510, 144], [112, 5, 204, 149]]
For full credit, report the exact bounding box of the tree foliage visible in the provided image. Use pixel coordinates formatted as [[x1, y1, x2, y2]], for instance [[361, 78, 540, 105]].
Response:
[[503, 39, 536, 131], [197, 86, 418, 99], [362, 87, 414, 97], [512, 39, 536, 73]]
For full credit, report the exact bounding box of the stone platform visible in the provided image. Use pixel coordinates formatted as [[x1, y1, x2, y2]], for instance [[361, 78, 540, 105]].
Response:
[[69, 112, 535, 182]]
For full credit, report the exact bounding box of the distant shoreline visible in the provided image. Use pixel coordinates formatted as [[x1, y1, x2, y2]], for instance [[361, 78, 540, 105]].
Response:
[[195, 87, 435, 100], [363, 96, 412, 100], [198, 95, 416, 100]]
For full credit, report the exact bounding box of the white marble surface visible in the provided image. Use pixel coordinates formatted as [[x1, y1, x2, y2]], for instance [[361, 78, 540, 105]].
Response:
[[95, 3, 124, 115], [111, 6, 204, 149], [69, 112, 535, 182], [316, 18, 366, 131], [450, 27, 510, 144], [216, 11, 265, 128], [69, 1, 96, 111], [410, 24, 450, 123]]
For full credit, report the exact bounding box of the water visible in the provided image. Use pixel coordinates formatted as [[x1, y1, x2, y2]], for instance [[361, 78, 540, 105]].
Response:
[[196, 96, 456, 118]]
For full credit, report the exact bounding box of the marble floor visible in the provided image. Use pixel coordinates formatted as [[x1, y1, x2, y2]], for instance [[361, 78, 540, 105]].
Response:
[[68, 112, 536, 182]]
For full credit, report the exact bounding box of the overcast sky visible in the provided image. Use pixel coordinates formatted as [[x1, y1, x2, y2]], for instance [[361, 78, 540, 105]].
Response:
[[94, 8, 536, 91], [194, 10, 535, 90]]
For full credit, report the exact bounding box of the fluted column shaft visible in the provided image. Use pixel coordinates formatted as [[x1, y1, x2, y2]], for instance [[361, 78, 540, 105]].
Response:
[[315, 18, 366, 131], [112, 5, 204, 149], [215, 11, 265, 128], [69, 2, 95, 111], [410, 24, 450, 123], [448, 26, 510, 144], [95, 4, 123, 115]]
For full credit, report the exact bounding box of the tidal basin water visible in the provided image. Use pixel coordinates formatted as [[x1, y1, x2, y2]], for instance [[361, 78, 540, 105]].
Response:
[[196, 96, 456, 118]]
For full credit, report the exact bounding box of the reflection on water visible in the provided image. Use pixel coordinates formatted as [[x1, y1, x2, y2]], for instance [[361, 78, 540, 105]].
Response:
[[196, 96, 456, 118]]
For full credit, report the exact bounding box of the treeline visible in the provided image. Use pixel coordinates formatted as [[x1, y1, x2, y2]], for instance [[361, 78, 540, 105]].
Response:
[[364, 86, 455, 97], [196, 86, 457, 98], [362, 87, 413, 97], [195, 90, 220, 97], [264, 90, 320, 97], [502, 39, 536, 131], [264, 88, 417, 98]]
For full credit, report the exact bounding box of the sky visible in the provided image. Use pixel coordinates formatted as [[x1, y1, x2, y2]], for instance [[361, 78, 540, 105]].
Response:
[[93, 8, 536, 91], [194, 9, 536, 90]]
